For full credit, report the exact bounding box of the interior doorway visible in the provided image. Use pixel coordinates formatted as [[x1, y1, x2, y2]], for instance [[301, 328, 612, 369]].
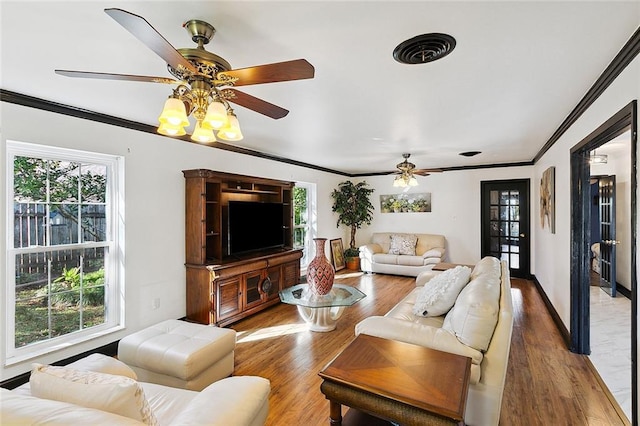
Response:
[[480, 179, 531, 278], [569, 100, 637, 424]]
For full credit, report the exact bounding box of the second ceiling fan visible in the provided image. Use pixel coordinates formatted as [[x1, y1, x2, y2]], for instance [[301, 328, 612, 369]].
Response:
[[55, 8, 315, 141], [391, 153, 442, 187]]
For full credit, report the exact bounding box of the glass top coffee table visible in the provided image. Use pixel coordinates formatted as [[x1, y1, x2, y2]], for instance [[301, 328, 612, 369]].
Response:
[[279, 284, 366, 332]]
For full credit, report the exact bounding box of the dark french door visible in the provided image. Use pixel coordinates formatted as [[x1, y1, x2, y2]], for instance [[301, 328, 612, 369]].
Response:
[[598, 175, 617, 296], [481, 180, 531, 278]]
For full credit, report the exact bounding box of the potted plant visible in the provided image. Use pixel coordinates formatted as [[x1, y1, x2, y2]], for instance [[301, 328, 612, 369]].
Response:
[[330, 180, 375, 270]]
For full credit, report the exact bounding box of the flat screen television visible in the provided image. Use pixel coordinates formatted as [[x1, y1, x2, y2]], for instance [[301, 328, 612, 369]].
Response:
[[228, 201, 285, 255]]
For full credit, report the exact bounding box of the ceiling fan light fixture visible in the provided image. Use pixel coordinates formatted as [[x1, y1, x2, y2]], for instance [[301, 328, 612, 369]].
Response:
[[158, 97, 189, 128], [203, 100, 228, 130], [393, 175, 406, 188], [157, 121, 186, 136], [392, 173, 418, 188], [590, 152, 608, 164], [217, 112, 243, 141], [191, 121, 217, 143]]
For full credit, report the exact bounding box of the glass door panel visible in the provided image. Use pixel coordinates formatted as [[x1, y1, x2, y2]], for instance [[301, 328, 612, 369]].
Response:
[[481, 180, 530, 278]]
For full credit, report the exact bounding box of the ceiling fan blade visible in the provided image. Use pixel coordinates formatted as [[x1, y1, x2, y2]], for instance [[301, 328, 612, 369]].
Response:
[[219, 59, 315, 86], [55, 70, 178, 84], [414, 169, 443, 176], [104, 8, 197, 74], [226, 89, 289, 119]]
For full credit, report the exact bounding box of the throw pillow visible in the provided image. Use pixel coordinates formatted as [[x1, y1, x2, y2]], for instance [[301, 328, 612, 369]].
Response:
[[388, 234, 418, 255], [29, 364, 157, 425], [66, 353, 138, 380], [412, 266, 472, 317], [422, 248, 443, 258]]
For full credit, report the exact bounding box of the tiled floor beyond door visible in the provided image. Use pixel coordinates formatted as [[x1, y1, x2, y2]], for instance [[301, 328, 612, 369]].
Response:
[[589, 285, 632, 420]]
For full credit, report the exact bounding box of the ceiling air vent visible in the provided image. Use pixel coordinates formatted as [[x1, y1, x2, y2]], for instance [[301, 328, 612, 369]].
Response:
[[393, 33, 456, 64]]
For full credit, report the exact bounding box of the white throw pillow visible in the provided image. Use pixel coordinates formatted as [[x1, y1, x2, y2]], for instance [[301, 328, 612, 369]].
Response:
[[388, 234, 418, 255], [422, 248, 443, 258], [66, 353, 138, 379], [30, 364, 156, 425], [412, 266, 472, 317]]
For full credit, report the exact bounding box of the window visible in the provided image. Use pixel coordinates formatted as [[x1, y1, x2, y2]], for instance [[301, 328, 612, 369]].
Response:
[[293, 183, 315, 269], [5, 141, 124, 364]]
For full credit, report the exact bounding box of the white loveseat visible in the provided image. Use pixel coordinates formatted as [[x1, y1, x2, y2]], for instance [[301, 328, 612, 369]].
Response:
[[355, 256, 513, 426], [359, 232, 446, 277], [1, 354, 270, 425]]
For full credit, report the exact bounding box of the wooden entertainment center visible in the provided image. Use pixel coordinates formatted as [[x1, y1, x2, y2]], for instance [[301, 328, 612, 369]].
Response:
[[183, 169, 302, 326]]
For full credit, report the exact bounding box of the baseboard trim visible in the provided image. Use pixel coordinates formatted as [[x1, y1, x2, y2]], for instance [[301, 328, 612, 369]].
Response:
[[616, 283, 632, 300], [531, 274, 571, 348], [0, 341, 119, 390]]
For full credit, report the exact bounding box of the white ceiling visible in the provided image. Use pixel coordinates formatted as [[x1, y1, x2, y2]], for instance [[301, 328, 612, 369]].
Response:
[[1, 1, 638, 175]]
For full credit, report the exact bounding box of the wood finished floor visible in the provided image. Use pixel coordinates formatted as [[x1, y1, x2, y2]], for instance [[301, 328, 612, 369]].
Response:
[[230, 271, 627, 426]]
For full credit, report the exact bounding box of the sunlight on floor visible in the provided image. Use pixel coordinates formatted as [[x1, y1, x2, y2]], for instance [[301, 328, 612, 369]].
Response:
[[334, 271, 364, 279], [236, 323, 309, 343]]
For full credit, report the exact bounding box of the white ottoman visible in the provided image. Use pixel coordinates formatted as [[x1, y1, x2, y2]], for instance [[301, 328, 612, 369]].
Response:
[[118, 319, 236, 391]]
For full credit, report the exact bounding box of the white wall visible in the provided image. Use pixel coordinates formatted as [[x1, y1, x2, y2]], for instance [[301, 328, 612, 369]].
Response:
[[0, 102, 346, 380], [533, 56, 638, 329], [353, 167, 534, 266]]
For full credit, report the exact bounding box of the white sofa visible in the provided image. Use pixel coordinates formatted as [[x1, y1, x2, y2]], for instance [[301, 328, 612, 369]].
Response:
[[2, 354, 270, 425], [355, 256, 513, 426], [359, 232, 446, 277]]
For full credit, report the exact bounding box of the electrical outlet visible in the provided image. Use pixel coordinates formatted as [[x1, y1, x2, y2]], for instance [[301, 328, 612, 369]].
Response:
[[151, 298, 160, 310]]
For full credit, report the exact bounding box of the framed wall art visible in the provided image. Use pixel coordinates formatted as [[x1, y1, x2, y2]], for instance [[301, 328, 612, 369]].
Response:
[[380, 193, 431, 213], [330, 238, 345, 271], [540, 166, 555, 233]]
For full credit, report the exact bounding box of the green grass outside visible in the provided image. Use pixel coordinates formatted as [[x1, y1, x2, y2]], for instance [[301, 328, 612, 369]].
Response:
[[14, 286, 105, 348]]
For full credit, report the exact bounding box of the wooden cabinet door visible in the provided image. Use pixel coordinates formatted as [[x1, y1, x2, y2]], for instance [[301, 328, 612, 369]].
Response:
[[265, 266, 282, 301], [216, 277, 242, 322], [244, 270, 264, 309]]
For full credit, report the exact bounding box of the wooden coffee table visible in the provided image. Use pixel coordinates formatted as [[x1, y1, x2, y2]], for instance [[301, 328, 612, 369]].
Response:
[[319, 335, 471, 426]]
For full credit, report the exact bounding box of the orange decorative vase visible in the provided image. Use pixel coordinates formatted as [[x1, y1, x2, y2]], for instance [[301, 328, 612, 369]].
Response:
[[307, 238, 335, 295]]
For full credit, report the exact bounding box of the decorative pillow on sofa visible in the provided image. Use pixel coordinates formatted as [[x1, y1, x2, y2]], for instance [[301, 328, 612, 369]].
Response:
[[66, 353, 138, 380], [412, 266, 472, 317], [30, 363, 157, 425], [388, 234, 418, 255], [421, 248, 443, 258]]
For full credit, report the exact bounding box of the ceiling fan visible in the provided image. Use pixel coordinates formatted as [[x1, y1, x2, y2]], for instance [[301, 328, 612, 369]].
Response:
[[55, 8, 315, 142], [391, 153, 442, 187]]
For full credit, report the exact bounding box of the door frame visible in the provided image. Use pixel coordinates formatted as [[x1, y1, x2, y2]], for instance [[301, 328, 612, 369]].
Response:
[[480, 179, 531, 278], [569, 100, 637, 423]]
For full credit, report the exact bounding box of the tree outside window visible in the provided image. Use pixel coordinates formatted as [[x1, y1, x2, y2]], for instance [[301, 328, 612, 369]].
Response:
[[7, 142, 122, 362]]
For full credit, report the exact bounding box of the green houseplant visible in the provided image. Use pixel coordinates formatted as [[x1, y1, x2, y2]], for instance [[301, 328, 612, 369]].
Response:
[[330, 180, 375, 269]]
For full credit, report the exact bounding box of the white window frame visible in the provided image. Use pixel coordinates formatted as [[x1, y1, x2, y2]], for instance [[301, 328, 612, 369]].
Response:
[[293, 182, 316, 272], [5, 141, 125, 365]]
